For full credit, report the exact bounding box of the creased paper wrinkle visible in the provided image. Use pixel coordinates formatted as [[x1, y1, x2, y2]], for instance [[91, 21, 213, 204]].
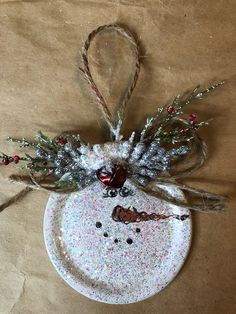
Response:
[[8, 277, 26, 314]]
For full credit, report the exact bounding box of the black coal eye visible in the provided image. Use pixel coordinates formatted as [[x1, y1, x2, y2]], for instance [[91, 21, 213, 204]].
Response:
[[126, 238, 133, 244], [136, 228, 141, 233], [103, 232, 108, 237], [114, 238, 119, 243], [96, 221, 102, 228]]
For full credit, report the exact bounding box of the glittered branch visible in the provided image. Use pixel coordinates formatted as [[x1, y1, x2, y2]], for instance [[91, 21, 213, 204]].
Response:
[[1, 132, 82, 189], [139, 81, 224, 144]]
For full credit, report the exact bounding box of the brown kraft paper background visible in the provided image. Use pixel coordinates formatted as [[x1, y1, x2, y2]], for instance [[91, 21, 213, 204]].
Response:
[[0, 1, 235, 313]]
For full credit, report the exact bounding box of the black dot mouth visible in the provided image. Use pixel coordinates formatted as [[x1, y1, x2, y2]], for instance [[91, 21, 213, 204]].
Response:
[[126, 238, 133, 244], [96, 221, 102, 228], [95, 221, 141, 244]]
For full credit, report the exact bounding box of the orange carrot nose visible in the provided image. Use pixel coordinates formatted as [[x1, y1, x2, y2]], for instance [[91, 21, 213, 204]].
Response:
[[112, 205, 189, 224]]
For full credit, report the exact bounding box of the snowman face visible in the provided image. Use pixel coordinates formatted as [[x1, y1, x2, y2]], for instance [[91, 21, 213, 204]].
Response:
[[44, 180, 191, 304]]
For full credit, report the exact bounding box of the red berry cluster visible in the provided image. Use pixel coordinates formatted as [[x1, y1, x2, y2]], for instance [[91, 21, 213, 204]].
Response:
[[1, 155, 20, 166], [179, 114, 198, 136], [179, 128, 187, 136], [167, 105, 175, 114], [189, 113, 197, 122], [166, 105, 199, 135], [188, 113, 198, 128], [56, 137, 67, 145]]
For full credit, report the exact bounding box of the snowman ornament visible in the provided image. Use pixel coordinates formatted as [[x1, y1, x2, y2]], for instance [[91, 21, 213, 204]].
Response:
[[44, 141, 191, 304], [1, 24, 227, 304]]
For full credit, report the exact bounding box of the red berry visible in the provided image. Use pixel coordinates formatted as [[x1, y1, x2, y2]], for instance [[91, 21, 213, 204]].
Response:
[[2, 158, 10, 165], [56, 138, 67, 145], [167, 105, 175, 114], [189, 113, 197, 122], [13, 155, 20, 164], [180, 128, 187, 135]]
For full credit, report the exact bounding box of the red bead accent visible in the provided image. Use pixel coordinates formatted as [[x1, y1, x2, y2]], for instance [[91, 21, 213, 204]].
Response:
[[167, 105, 175, 113], [97, 165, 127, 189], [189, 113, 197, 121], [180, 128, 187, 135], [56, 138, 67, 145], [2, 158, 10, 165], [13, 155, 20, 164]]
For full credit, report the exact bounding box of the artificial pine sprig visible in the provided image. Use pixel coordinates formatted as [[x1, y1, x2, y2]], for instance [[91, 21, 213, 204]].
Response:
[[0, 82, 224, 188], [2, 132, 67, 172], [139, 82, 224, 144]]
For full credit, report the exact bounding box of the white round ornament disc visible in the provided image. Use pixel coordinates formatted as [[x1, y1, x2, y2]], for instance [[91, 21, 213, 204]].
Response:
[[44, 180, 191, 304]]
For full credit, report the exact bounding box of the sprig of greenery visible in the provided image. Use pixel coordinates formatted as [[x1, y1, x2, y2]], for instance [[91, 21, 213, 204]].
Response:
[[139, 82, 224, 144], [0, 82, 224, 188], [1, 131, 64, 173]]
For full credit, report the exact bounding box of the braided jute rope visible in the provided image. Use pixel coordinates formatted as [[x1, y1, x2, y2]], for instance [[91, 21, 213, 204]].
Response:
[[79, 24, 140, 130], [0, 24, 228, 213]]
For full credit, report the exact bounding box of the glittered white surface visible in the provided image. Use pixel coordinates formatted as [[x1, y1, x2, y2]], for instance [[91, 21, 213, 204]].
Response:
[[43, 180, 191, 304]]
